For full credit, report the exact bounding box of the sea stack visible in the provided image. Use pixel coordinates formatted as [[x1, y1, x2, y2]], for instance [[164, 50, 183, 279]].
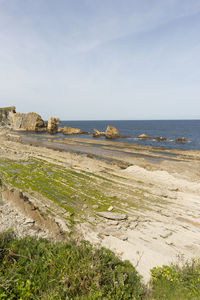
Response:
[[105, 125, 120, 139]]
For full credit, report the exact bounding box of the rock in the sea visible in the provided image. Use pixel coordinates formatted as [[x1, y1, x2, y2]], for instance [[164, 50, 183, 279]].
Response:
[[105, 126, 120, 139], [138, 133, 149, 138], [57, 127, 63, 133], [62, 126, 86, 135], [155, 137, 167, 141], [93, 129, 105, 137], [174, 137, 187, 143], [138, 134, 167, 142], [96, 211, 127, 220], [47, 117, 60, 134]]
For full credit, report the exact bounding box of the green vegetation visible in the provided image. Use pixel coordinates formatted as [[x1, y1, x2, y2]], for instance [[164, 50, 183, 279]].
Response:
[[0, 158, 121, 217], [0, 158, 145, 221], [1, 157, 200, 298], [0, 157, 163, 220], [150, 262, 200, 299], [1, 231, 200, 299], [0, 231, 145, 299]]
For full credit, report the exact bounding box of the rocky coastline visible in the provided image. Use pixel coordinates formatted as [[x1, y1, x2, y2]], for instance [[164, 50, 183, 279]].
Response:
[[0, 108, 200, 282], [0, 106, 188, 143]]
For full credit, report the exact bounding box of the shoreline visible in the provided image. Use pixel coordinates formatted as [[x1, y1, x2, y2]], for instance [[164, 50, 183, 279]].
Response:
[[0, 129, 200, 282]]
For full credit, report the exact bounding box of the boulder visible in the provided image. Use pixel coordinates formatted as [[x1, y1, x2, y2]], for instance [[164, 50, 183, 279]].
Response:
[[174, 137, 187, 143], [93, 129, 105, 137], [12, 112, 47, 132], [62, 126, 87, 135], [47, 117, 60, 134], [105, 126, 120, 139]]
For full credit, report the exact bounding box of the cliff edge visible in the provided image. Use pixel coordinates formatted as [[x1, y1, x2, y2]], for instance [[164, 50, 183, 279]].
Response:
[[0, 106, 47, 131]]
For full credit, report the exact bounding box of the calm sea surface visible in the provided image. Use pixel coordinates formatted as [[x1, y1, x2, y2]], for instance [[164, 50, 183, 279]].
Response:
[[59, 120, 200, 150]]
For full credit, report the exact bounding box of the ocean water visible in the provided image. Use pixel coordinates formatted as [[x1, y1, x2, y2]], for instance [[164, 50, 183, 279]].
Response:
[[60, 120, 200, 151]]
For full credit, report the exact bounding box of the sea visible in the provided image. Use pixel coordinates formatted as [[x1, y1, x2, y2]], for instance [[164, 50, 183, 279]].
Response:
[[59, 120, 200, 151]]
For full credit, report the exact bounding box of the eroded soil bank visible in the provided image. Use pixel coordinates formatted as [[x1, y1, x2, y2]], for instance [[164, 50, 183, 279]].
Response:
[[1, 129, 200, 282]]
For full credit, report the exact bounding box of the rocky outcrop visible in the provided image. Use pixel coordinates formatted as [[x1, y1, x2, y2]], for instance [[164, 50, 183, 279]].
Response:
[[11, 112, 47, 132], [0, 106, 47, 131], [47, 117, 60, 134], [105, 126, 120, 139], [93, 129, 105, 137], [62, 126, 87, 135], [0, 106, 16, 128], [174, 137, 187, 143]]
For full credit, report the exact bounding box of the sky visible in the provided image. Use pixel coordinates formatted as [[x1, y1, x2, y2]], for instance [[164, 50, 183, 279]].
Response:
[[0, 0, 200, 120]]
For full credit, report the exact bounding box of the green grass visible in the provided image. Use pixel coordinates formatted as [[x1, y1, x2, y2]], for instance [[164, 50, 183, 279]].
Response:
[[0, 231, 145, 300]]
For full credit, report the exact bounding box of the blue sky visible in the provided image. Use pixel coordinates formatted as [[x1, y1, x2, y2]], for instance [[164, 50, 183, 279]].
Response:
[[0, 0, 200, 120]]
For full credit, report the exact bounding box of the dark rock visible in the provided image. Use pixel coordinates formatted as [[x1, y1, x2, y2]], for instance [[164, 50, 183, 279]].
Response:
[[155, 137, 167, 141], [173, 137, 187, 143]]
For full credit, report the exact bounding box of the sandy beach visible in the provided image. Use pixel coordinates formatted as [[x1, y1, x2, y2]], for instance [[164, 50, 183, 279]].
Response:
[[1, 129, 200, 283]]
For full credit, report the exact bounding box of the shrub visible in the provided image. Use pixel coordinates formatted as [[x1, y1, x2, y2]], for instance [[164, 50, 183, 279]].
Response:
[[0, 231, 145, 299], [150, 259, 200, 299]]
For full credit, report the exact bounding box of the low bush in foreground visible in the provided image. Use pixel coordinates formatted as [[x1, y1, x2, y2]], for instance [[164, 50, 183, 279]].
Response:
[[150, 260, 200, 299], [1, 231, 200, 299], [0, 231, 145, 299]]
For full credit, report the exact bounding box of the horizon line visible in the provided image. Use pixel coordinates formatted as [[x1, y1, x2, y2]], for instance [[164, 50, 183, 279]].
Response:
[[55, 118, 200, 121]]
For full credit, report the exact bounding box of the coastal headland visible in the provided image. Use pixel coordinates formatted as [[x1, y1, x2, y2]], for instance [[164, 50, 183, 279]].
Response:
[[0, 107, 200, 282]]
